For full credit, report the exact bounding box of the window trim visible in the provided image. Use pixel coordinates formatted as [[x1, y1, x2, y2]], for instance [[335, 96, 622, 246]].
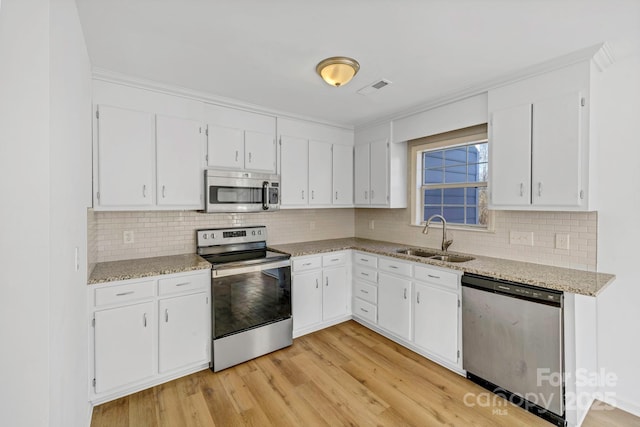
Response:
[[409, 124, 492, 230]]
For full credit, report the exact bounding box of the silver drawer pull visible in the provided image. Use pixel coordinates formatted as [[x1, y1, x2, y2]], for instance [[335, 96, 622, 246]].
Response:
[[360, 289, 369, 294], [116, 291, 134, 297], [360, 308, 369, 313], [389, 265, 398, 269], [417, 292, 421, 304], [175, 282, 190, 287], [143, 313, 147, 327], [165, 309, 169, 322], [361, 272, 369, 277], [360, 258, 369, 262], [427, 274, 440, 279], [330, 258, 340, 262], [403, 288, 407, 299], [302, 262, 312, 266], [315, 279, 319, 289]]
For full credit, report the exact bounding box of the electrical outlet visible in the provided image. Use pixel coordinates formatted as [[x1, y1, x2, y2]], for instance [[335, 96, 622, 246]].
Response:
[[369, 220, 375, 230], [310, 221, 316, 231], [510, 231, 534, 246], [123, 230, 134, 244], [555, 234, 570, 250]]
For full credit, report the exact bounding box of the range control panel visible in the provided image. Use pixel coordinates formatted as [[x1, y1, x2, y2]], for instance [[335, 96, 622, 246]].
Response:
[[196, 226, 266, 247]]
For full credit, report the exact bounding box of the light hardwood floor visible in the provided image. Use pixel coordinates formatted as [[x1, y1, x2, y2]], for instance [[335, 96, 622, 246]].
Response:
[[91, 321, 629, 426]]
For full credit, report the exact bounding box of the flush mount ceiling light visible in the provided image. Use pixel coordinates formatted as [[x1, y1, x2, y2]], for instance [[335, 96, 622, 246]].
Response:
[[316, 56, 360, 87]]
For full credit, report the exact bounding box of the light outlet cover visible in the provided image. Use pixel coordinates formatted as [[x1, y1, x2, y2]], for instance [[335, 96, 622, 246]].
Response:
[[123, 230, 134, 244], [555, 234, 570, 250]]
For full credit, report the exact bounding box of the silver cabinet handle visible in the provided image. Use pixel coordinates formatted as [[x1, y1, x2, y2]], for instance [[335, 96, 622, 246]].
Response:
[[143, 313, 147, 327], [235, 150, 239, 162], [165, 309, 169, 322], [330, 258, 340, 262], [325, 277, 329, 287], [361, 272, 369, 277], [311, 190, 315, 200], [116, 291, 134, 297], [364, 191, 368, 200], [175, 282, 190, 287], [360, 289, 369, 294], [428, 274, 440, 279], [389, 265, 398, 269], [162, 185, 166, 198], [538, 182, 543, 197], [360, 258, 369, 262], [315, 278, 319, 289], [417, 292, 421, 304], [302, 190, 305, 200], [335, 191, 338, 200], [302, 262, 312, 266], [360, 307, 369, 313], [142, 185, 147, 198], [403, 288, 407, 299], [519, 182, 524, 197], [371, 190, 375, 199], [248, 152, 252, 163]]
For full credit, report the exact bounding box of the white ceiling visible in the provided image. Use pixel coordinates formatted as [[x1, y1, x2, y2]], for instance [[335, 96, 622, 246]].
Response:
[[75, 0, 640, 127]]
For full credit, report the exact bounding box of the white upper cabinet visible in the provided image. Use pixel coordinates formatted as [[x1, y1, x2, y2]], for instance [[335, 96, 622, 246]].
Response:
[[96, 105, 155, 208], [205, 104, 276, 173], [354, 121, 407, 208], [489, 57, 607, 211], [332, 144, 354, 205], [278, 117, 354, 209], [308, 140, 333, 205], [156, 115, 205, 208]]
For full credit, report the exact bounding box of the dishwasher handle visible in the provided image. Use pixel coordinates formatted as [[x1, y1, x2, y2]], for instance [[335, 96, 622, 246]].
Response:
[[462, 273, 562, 307]]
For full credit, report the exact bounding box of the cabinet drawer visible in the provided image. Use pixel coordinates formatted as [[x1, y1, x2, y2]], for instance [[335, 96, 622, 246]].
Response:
[[413, 265, 459, 290], [293, 256, 322, 272], [322, 252, 347, 268], [354, 252, 378, 268], [94, 280, 155, 307], [158, 272, 210, 296], [353, 299, 377, 324], [354, 281, 377, 304], [354, 265, 377, 283], [379, 257, 412, 277]]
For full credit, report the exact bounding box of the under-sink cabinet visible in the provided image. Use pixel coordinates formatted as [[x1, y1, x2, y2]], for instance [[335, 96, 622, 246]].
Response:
[[352, 251, 463, 372], [88, 269, 211, 404], [291, 251, 351, 337]]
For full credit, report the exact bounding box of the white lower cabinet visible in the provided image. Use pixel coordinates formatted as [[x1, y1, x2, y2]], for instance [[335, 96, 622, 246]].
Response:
[[94, 301, 155, 394], [89, 269, 211, 403], [292, 251, 350, 337], [378, 273, 412, 341]]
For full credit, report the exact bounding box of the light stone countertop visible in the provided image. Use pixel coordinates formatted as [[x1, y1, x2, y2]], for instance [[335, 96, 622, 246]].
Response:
[[270, 238, 616, 297], [88, 253, 210, 285]]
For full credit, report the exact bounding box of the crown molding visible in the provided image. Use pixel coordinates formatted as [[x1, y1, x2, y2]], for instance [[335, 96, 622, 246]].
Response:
[[355, 43, 614, 131], [91, 68, 354, 131]]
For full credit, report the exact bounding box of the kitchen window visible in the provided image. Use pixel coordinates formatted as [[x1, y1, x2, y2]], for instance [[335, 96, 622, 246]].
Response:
[[410, 124, 490, 229]]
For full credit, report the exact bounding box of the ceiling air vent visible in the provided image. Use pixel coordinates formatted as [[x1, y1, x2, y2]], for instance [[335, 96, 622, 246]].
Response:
[[357, 79, 393, 96]]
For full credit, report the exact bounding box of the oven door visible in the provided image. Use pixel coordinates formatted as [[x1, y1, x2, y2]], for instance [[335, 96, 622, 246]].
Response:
[[212, 260, 291, 340]]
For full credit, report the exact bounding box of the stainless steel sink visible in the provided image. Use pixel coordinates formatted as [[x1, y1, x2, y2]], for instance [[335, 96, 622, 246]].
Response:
[[428, 254, 475, 263], [397, 248, 475, 263], [396, 248, 441, 257]]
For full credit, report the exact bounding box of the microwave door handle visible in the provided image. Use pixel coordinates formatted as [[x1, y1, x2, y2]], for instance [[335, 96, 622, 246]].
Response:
[[262, 181, 269, 210]]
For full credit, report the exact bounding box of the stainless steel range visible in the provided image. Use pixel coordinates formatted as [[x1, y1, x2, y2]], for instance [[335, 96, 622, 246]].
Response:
[[196, 226, 292, 372]]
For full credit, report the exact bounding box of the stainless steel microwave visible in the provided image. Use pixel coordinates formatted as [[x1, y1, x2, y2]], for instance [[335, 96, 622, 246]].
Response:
[[204, 169, 280, 213]]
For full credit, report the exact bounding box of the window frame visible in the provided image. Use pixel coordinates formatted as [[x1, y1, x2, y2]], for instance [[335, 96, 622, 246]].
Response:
[[409, 124, 493, 231]]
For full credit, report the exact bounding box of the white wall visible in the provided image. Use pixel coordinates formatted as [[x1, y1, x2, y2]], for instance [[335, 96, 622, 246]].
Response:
[[596, 52, 640, 415], [0, 0, 51, 426], [48, 0, 92, 426]]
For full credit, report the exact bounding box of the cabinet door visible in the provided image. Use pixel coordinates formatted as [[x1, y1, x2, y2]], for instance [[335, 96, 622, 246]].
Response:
[[532, 92, 582, 207], [489, 104, 532, 207], [354, 144, 370, 205], [308, 140, 333, 205], [94, 302, 155, 393], [369, 140, 388, 205], [158, 292, 210, 373], [156, 115, 204, 208], [332, 144, 354, 205], [414, 282, 459, 365], [292, 271, 322, 331], [322, 266, 348, 320], [280, 136, 309, 206], [207, 125, 244, 169], [96, 105, 155, 207], [245, 130, 276, 172], [377, 273, 411, 340]]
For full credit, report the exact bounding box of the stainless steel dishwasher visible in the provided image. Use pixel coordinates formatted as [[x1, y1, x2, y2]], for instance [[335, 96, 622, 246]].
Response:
[[462, 273, 565, 427]]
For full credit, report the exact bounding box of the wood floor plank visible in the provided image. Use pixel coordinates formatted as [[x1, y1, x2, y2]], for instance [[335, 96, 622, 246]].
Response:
[[92, 321, 633, 427]]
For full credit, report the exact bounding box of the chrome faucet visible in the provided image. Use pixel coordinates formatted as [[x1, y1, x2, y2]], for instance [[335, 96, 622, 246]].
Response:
[[422, 214, 453, 252]]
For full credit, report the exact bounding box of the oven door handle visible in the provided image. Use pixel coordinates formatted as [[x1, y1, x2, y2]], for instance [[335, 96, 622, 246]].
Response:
[[262, 181, 269, 210], [212, 259, 290, 277]]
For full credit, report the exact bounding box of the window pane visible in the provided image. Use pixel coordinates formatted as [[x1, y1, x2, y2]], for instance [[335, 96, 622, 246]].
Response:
[[443, 188, 464, 205], [423, 151, 443, 169], [466, 208, 478, 225], [444, 147, 466, 166], [424, 189, 442, 205], [468, 142, 488, 163], [466, 187, 479, 205], [443, 207, 465, 224], [424, 206, 441, 220], [424, 168, 444, 184], [444, 165, 467, 183]]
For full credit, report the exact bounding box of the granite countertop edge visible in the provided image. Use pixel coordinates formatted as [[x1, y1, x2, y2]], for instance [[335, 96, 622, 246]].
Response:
[[269, 238, 616, 297]]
